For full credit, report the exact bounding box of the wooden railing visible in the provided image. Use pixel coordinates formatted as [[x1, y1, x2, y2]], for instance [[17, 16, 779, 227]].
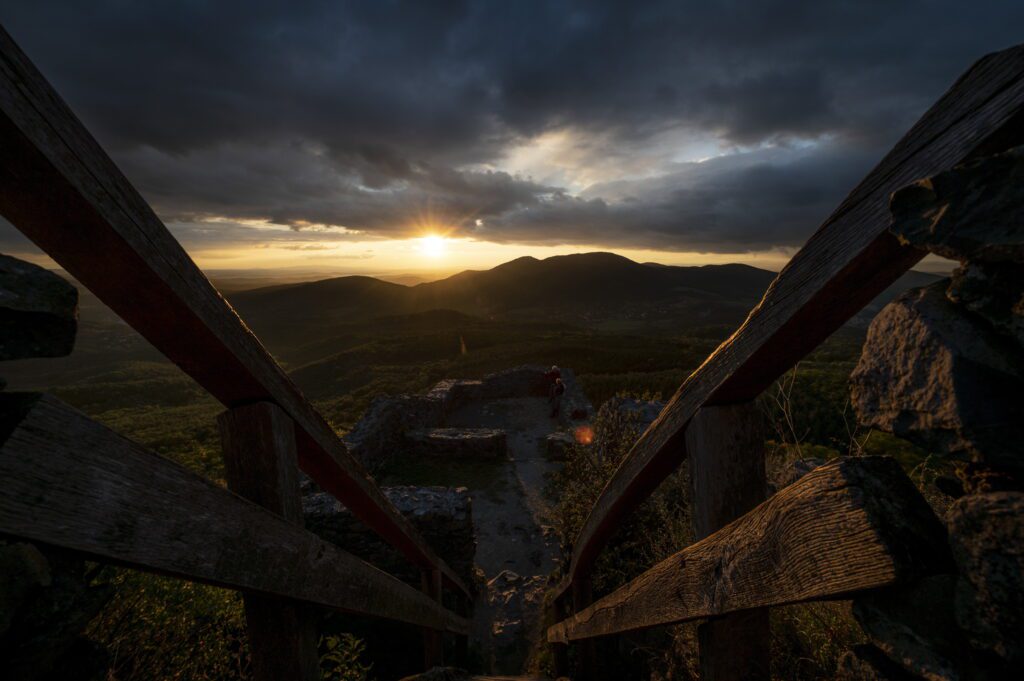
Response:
[[0, 24, 468, 679], [4, 17, 1024, 680], [546, 44, 1024, 680]]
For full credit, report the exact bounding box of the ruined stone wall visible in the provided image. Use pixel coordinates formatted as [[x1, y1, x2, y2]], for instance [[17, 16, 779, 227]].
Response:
[[343, 365, 591, 470], [302, 485, 477, 594], [837, 146, 1024, 680]]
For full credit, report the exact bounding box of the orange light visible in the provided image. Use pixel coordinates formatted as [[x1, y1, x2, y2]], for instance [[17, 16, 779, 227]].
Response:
[[574, 425, 594, 445]]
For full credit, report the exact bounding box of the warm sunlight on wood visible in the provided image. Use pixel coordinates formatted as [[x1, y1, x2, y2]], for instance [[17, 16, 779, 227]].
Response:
[[419, 234, 447, 258]]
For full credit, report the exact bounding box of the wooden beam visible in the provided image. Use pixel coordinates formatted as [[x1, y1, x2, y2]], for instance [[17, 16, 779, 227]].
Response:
[[0, 393, 469, 635], [554, 43, 1024, 604], [548, 456, 951, 643], [685, 405, 769, 681], [421, 568, 444, 669], [0, 24, 468, 599], [572, 578, 599, 680], [219, 403, 320, 681]]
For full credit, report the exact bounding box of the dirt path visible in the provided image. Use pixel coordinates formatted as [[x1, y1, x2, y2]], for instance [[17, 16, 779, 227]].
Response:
[[445, 397, 564, 674]]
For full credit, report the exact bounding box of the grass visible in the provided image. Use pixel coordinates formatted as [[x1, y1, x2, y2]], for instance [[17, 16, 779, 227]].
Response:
[[4, 300, 942, 680]]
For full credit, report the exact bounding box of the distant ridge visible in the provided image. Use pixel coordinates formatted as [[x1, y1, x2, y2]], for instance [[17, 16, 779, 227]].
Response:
[[229, 252, 779, 326]]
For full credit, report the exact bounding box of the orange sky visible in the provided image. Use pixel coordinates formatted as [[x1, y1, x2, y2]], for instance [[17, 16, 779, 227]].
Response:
[[6, 224, 955, 281]]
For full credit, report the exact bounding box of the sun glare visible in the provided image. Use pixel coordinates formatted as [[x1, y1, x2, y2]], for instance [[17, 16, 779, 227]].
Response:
[[419, 234, 447, 258]]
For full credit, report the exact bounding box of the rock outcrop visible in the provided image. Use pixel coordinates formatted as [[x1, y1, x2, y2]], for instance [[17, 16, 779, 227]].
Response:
[[844, 147, 1024, 680], [946, 492, 1024, 664], [888, 145, 1024, 264], [850, 282, 1024, 479], [853, 576, 977, 681], [0, 253, 78, 361]]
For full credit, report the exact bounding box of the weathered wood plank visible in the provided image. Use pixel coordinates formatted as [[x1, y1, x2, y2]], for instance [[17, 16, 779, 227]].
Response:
[[0, 24, 467, 598], [555, 43, 1024, 604], [685, 404, 769, 681], [421, 568, 444, 668], [219, 403, 320, 681], [548, 457, 951, 643], [0, 393, 469, 635], [572, 577, 598, 680]]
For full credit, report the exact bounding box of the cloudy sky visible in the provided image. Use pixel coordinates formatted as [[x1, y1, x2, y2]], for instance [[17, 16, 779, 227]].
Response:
[[1, 1, 1021, 275]]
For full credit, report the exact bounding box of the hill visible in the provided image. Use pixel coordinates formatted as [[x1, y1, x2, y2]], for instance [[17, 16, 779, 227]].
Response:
[[228, 252, 780, 334]]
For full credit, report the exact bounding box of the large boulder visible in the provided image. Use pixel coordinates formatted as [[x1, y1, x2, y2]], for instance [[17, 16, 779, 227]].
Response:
[[853, 575, 991, 681], [946, 492, 1024, 664], [889, 145, 1024, 264], [0, 253, 78, 361], [850, 283, 1024, 477]]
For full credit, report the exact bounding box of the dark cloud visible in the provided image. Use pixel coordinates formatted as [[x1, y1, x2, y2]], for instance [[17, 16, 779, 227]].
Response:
[[1, 1, 1020, 253]]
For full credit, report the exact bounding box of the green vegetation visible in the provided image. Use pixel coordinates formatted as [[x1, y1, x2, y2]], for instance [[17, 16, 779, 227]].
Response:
[[1, 263, 941, 680], [542, 328, 950, 680]]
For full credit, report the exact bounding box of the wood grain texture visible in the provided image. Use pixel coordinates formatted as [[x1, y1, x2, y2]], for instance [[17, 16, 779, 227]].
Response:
[[421, 568, 444, 669], [219, 403, 320, 681], [685, 405, 769, 681], [554, 43, 1024, 605], [0, 393, 468, 635], [686, 404, 767, 540], [571, 578, 598, 680], [548, 456, 952, 643], [0, 24, 467, 598]]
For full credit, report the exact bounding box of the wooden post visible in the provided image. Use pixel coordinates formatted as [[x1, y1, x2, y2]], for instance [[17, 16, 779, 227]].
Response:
[[454, 593, 469, 667], [549, 596, 570, 677], [572, 577, 599, 680], [421, 568, 444, 669], [685, 403, 769, 681], [218, 402, 321, 681]]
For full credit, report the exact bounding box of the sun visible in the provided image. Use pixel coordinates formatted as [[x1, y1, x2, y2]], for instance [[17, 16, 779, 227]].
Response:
[[419, 234, 447, 258]]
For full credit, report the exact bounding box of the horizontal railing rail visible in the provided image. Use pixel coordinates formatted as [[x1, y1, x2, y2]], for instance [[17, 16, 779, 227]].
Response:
[[0, 24, 469, 601], [551, 42, 1024, 609], [548, 456, 951, 643], [0, 392, 469, 635]]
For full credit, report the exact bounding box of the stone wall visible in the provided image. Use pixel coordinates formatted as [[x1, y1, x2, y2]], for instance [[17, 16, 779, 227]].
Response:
[[406, 428, 507, 458], [837, 146, 1024, 681], [343, 365, 591, 470], [302, 485, 477, 593]]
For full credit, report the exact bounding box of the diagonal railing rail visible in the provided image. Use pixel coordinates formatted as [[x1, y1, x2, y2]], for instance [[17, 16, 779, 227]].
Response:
[[550, 42, 1024, 614], [0, 23, 469, 600], [0, 21, 471, 677]]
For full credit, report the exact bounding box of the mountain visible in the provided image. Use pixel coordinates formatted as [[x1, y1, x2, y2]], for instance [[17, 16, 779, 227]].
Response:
[[229, 252, 779, 333]]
